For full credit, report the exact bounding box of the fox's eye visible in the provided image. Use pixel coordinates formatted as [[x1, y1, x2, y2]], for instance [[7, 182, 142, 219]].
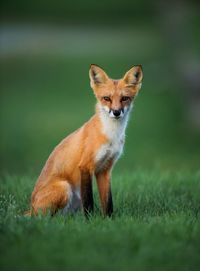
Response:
[[103, 96, 111, 102], [121, 96, 130, 102]]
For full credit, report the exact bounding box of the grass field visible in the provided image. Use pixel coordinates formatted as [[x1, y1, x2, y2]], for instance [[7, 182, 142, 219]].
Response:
[[0, 170, 200, 271], [1, 23, 200, 270]]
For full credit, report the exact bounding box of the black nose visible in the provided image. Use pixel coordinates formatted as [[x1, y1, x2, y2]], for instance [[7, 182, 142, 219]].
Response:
[[113, 110, 121, 117]]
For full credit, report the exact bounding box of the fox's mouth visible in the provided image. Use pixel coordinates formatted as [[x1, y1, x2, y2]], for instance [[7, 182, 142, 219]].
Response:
[[108, 113, 124, 120], [112, 115, 121, 120], [100, 104, 127, 120]]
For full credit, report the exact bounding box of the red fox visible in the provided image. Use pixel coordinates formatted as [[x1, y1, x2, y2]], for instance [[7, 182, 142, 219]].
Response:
[[28, 64, 143, 217]]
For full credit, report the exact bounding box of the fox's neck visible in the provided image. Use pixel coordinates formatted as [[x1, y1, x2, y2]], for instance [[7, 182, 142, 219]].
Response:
[[96, 104, 132, 141]]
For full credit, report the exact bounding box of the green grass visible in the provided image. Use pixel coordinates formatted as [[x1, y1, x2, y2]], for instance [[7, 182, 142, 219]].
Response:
[[0, 170, 200, 271]]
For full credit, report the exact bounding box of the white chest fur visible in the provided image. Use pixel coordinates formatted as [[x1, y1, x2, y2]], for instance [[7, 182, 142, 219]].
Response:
[[95, 108, 130, 173], [95, 139, 124, 172]]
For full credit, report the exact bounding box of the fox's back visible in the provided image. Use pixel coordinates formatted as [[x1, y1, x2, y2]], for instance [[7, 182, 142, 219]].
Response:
[[33, 114, 108, 190]]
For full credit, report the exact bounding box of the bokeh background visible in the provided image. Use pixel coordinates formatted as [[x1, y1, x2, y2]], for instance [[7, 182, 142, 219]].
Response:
[[0, 0, 200, 176]]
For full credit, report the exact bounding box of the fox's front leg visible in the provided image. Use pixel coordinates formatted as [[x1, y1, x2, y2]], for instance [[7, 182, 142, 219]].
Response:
[[96, 169, 113, 217], [80, 171, 94, 218]]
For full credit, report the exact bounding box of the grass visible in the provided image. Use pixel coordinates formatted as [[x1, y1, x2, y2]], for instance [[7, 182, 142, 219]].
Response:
[[0, 170, 200, 271]]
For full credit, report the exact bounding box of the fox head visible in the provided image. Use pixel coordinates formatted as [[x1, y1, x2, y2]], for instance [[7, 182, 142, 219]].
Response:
[[89, 64, 143, 119]]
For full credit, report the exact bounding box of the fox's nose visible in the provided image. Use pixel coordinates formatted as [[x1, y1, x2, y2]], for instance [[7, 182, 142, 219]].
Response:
[[113, 110, 121, 117]]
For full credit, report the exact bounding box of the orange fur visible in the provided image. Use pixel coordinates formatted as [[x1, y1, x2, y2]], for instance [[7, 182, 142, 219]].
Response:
[[28, 64, 143, 216], [95, 160, 113, 216]]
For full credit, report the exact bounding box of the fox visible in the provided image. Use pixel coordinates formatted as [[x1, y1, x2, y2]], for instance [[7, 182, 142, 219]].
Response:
[[28, 64, 143, 217]]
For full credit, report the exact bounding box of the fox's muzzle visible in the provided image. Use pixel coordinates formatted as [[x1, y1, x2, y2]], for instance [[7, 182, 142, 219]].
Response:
[[109, 108, 124, 118]]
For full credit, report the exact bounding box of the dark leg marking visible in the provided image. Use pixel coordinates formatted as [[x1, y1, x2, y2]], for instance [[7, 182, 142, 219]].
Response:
[[81, 172, 94, 218]]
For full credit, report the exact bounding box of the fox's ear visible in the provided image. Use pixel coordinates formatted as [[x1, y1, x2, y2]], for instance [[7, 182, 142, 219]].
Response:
[[123, 65, 143, 87], [89, 64, 109, 88]]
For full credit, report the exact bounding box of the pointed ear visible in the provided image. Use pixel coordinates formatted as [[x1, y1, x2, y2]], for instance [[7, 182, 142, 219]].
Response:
[[89, 64, 109, 88], [123, 65, 143, 86]]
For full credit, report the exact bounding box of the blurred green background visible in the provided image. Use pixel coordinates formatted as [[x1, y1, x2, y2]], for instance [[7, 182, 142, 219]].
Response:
[[0, 0, 200, 175]]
